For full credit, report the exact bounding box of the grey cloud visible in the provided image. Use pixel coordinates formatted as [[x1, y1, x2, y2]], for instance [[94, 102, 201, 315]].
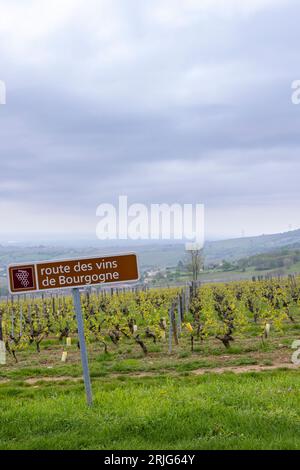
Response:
[[0, 0, 300, 238]]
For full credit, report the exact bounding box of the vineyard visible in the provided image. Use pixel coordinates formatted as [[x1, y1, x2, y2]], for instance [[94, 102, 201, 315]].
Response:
[[1, 276, 300, 450], [1, 276, 300, 367]]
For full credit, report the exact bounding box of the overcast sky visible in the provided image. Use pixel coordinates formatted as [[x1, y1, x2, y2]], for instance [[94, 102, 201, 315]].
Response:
[[1, 0, 300, 242]]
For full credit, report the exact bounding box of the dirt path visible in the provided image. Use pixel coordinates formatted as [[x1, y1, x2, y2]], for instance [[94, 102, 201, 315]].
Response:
[[26, 362, 299, 381], [0, 362, 299, 386], [25, 376, 82, 384], [0, 378, 10, 384], [192, 362, 299, 375]]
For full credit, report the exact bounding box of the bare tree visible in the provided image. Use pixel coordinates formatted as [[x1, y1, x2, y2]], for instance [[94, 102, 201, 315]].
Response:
[[184, 249, 203, 281]]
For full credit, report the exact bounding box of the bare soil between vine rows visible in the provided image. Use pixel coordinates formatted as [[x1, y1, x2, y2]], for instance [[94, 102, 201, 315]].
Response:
[[0, 361, 298, 386]]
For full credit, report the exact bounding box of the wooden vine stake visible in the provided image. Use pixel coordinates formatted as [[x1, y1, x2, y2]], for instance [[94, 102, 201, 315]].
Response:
[[168, 301, 179, 354]]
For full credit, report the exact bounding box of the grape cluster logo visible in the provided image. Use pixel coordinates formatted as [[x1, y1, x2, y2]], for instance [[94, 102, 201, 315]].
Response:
[[16, 270, 30, 287], [9, 266, 36, 292]]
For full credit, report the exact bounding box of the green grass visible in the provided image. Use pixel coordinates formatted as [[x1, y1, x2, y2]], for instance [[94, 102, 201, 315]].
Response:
[[0, 370, 299, 450]]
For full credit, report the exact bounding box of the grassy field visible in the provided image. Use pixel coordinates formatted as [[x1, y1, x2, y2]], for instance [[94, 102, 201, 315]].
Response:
[[0, 370, 299, 450], [0, 321, 300, 450]]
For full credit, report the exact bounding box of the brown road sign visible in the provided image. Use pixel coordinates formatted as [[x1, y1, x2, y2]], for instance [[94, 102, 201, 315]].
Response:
[[8, 253, 139, 294]]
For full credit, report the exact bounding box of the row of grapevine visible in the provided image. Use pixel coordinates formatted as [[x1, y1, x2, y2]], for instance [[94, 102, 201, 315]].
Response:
[[0, 276, 299, 363]]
